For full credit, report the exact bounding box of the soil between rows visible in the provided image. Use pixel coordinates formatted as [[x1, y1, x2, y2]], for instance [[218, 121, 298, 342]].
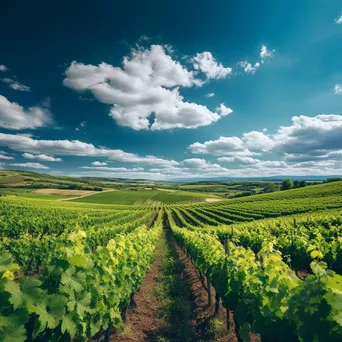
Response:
[[111, 231, 239, 341]]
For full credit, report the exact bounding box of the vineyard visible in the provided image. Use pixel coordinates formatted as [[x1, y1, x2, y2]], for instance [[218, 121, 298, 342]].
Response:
[[1, 181, 342, 341]]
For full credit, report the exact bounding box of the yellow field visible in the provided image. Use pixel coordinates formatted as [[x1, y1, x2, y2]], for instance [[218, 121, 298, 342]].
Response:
[[34, 188, 99, 196]]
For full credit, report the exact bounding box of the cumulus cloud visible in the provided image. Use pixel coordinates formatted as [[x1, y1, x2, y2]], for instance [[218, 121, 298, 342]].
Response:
[[189, 135, 263, 156], [206, 92, 215, 97], [0, 95, 53, 130], [218, 156, 260, 165], [151, 158, 230, 176], [1, 78, 31, 92], [272, 115, 342, 158], [5, 162, 49, 169], [191, 52, 232, 80], [91, 161, 108, 166], [260, 44, 275, 60], [216, 104, 233, 116], [238, 44, 273, 74], [242, 131, 274, 151], [238, 61, 260, 74], [334, 84, 342, 95], [23, 153, 62, 162], [182, 158, 208, 168], [63, 45, 232, 130], [192, 114, 342, 167], [0, 65, 7, 72], [0, 133, 178, 168]]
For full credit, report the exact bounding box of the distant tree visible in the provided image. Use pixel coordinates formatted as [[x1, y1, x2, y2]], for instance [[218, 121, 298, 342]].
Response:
[[281, 179, 294, 190], [326, 178, 342, 183], [263, 183, 277, 193], [293, 180, 307, 188], [299, 180, 306, 188]]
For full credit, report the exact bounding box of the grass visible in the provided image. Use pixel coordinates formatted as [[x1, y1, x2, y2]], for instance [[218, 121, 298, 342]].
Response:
[[0, 174, 25, 185], [72, 189, 219, 205], [152, 230, 193, 341]]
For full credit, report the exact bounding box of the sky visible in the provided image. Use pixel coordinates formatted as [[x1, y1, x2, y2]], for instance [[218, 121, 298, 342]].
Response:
[[1, 0, 342, 180]]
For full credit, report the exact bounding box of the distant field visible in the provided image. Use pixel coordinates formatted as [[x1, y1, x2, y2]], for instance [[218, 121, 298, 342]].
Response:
[[0, 188, 72, 200], [34, 188, 100, 197], [72, 189, 220, 204]]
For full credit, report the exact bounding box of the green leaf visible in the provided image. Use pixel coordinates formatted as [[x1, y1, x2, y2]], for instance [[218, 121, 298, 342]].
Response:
[[60, 268, 86, 293], [5, 280, 23, 309], [0, 325, 26, 342], [310, 261, 327, 277], [68, 255, 88, 268], [90, 317, 103, 337], [61, 312, 78, 338], [76, 291, 91, 319], [0, 310, 28, 342], [47, 294, 67, 327]]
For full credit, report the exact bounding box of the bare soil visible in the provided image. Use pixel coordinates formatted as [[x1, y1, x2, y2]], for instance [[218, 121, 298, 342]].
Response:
[[204, 198, 222, 203], [110, 229, 248, 342]]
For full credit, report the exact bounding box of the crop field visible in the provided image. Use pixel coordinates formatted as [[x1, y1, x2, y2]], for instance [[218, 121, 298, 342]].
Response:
[[0, 181, 341, 341], [72, 188, 219, 204]]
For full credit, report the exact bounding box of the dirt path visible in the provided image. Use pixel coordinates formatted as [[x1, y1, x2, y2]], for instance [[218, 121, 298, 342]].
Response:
[[58, 189, 116, 201], [110, 224, 241, 342]]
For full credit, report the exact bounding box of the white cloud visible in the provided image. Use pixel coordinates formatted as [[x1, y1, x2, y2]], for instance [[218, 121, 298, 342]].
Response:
[[0, 65, 8, 72], [272, 115, 342, 159], [76, 121, 86, 131], [335, 14, 342, 24], [216, 104, 233, 116], [189, 136, 261, 156], [260, 44, 275, 60], [218, 156, 260, 165], [192, 114, 342, 167], [64, 45, 230, 130], [253, 160, 287, 168], [238, 44, 273, 74], [191, 52, 232, 80], [22, 153, 62, 162], [2, 78, 31, 92], [91, 161, 108, 166], [151, 158, 230, 176], [206, 92, 215, 97], [0, 151, 14, 160], [0, 95, 53, 130], [242, 131, 274, 151], [0, 133, 178, 168], [80, 166, 144, 172], [334, 84, 342, 94], [238, 61, 260, 74], [182, 158, 208, 168], [6, 162, 49, 169]]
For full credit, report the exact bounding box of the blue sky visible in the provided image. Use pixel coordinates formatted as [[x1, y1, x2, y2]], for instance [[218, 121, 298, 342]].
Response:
[[0, 0, 342, 180]]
